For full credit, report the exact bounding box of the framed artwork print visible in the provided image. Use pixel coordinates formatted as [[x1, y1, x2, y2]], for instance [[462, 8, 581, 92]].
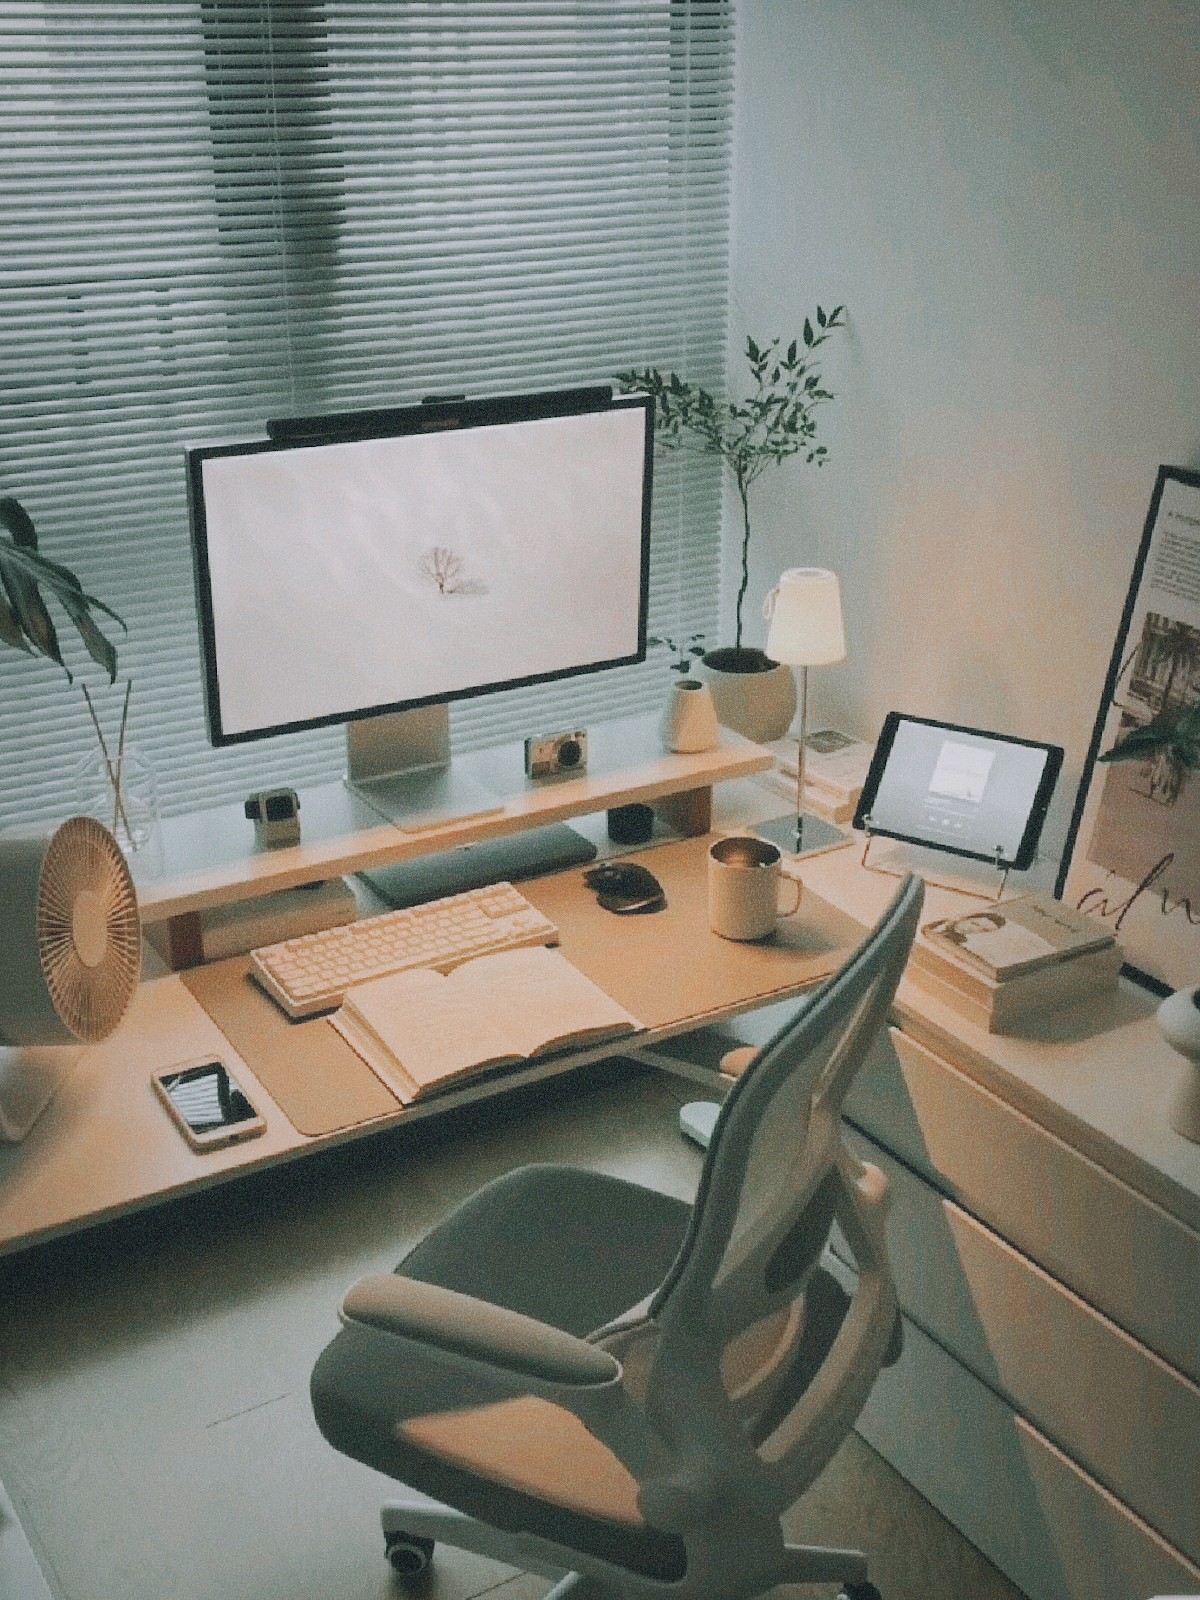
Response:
[[1057, 465, 1200, 994]]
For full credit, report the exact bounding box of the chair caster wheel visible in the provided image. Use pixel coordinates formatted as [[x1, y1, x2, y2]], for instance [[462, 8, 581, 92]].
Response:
[[840, 1583, 882, 1600], [384, 1530, 435, 1578]]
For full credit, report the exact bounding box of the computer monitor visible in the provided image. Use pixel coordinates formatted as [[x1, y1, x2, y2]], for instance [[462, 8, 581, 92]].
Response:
[[187, 388, 653, 829]]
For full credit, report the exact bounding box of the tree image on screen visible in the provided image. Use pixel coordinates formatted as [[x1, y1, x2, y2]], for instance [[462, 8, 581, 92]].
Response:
[[419, 546, 488, 597]]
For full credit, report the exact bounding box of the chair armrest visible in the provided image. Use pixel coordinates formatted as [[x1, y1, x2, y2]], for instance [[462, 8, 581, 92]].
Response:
[[341, 1274, 621, 1388], [720, 1045, 759, 1079]]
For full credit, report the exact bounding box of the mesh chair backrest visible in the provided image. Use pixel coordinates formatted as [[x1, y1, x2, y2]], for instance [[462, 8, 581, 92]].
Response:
[[649, 873, 922, 1365]]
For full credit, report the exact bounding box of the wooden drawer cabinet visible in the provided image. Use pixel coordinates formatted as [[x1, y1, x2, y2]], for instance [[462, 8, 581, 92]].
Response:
[[839, 1023, 1200, 1599], [856, 1306, 1200, 1600], [842, 1124, 1200, 1564], [846, 1026, 1200, 1386], [662, 842, 1200, 1600]]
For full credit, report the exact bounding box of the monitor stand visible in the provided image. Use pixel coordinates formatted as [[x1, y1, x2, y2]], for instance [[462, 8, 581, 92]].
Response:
[[345, 705, 503, 832]]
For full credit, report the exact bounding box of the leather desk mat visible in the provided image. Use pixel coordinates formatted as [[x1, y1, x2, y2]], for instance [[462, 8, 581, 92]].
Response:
[[180, 832, 865, 1139], [181, 959, 400, 1137], [518, 832, 864, 1033]]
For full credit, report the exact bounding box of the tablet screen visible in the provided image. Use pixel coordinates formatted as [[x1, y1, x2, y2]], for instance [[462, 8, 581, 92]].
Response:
[[855, 715, 1063, 868]]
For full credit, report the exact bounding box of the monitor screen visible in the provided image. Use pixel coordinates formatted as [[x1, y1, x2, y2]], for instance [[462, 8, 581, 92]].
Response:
[[187, 392, 652, 746]]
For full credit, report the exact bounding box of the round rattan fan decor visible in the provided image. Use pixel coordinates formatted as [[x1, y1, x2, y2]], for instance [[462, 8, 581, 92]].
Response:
[[0, 816, 141, 1048]]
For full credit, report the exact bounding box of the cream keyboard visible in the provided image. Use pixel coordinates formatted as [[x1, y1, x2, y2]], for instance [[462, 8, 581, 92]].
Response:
[[249, 882, 560, 1019]]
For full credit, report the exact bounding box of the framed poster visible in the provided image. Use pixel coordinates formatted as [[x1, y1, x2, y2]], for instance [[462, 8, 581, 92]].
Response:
[[1058, 465, 1200, 994]]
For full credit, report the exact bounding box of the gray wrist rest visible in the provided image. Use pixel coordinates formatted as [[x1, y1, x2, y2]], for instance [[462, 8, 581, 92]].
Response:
[[361, 822, 597, 908]]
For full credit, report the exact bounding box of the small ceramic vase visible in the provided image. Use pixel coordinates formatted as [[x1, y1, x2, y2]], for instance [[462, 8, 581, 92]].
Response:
[[660, 677, 720, 754]]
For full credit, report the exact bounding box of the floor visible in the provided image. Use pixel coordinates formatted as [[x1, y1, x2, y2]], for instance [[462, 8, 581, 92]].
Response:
[[0, 1062, 1026, 1600]]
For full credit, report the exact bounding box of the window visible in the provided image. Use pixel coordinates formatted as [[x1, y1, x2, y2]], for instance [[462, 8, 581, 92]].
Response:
[[0, 2, 732, 825]]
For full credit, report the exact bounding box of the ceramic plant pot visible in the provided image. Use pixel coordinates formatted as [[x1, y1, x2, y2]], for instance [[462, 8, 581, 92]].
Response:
[[694, 647, 797, 743], [659, 677, 720, 754]]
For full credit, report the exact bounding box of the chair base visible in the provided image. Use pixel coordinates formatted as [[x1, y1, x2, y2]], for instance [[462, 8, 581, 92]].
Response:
[[379, 1492, 873, 1596]]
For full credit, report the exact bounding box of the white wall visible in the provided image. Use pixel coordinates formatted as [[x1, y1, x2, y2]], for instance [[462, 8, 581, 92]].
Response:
[[728, 0, 1200, 852]]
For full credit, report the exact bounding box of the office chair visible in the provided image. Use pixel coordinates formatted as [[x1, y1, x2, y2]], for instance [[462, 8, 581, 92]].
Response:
[[311, 873, 923, 1600]]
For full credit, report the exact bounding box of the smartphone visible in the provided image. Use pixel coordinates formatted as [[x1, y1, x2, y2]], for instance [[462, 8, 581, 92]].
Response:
[[152, 1058, 266, 1151]]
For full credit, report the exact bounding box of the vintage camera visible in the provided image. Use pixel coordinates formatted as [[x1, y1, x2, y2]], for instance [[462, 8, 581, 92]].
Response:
[[244, 786, 301, 847], [523, 729, 588, 782]]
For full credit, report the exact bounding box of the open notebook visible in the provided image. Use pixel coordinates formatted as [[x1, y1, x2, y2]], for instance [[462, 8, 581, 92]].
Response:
[[329, 945, 643, 1105]]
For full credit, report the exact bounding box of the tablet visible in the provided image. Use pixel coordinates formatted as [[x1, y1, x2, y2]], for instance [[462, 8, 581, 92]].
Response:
[[853, 713, 1063, 871]]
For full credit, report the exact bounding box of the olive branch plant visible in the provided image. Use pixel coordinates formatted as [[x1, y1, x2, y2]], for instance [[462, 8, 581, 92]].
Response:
[[617, 304, 846, 653], [0, 494, 133, 833]]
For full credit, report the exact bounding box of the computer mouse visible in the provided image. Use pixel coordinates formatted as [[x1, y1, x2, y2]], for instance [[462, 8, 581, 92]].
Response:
[[583, 861, 667, 915]]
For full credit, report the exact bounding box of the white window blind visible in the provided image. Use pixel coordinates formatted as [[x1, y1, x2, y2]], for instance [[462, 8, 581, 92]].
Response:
[[0, 1, 731, 827]]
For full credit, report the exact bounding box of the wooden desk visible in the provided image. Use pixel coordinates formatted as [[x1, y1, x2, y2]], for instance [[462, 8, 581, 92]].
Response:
[[8, 788, 1200, 1600], [0, 831, 864, 1258]]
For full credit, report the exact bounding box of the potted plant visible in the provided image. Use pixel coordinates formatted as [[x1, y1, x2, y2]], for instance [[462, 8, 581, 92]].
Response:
[[647, 633, 720, 752], [618, 306, 845, 740], [1, 495, 135, 835]]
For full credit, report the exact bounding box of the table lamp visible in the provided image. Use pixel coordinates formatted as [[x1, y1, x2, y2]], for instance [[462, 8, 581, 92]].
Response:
[[756, 566, 848, 857]]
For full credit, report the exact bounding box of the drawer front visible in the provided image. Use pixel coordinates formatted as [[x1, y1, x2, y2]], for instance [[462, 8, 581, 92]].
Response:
[[857, 1307, 1200, 1600], [843, 1125, 1200, 1562], [845, 1025, 1200, 1385]]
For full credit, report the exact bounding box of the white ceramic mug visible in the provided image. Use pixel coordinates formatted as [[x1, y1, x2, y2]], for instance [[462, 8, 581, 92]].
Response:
[[708, 834, 803, 941]]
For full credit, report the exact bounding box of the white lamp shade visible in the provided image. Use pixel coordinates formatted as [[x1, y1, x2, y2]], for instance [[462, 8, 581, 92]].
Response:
[[764, 568, 846, 667]]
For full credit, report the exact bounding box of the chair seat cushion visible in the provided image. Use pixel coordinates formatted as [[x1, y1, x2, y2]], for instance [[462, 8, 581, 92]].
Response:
[[397, 1163, 692, 1336], [398, 1394, 645, 1525], [311, 1164, 693, 1579]]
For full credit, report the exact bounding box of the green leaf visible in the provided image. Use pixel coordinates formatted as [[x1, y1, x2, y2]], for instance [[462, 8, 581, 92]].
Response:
[[0, 525, 125, 677], [57, 586, 118, 681], [0, 590, 32, 653], [1102, 701, 1200, 770], [1, 542, 125, 627], [0, 544, 63, 670], [0, 496, 38, 549], [747, 336, 761, 362], [803, 318, 814, 346], [816, 306, 827, 328]]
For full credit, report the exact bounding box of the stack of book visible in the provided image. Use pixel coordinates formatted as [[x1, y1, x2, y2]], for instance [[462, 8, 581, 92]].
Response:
[[908, 892, 1122, 1032], [763, 728, 874, 824]]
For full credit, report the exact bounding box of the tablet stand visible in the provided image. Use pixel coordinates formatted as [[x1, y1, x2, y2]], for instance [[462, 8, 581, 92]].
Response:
[[858, 816, 1014, 902]]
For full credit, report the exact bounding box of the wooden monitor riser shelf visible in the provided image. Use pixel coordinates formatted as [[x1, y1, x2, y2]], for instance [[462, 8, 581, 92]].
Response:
[[128, 715, 772, 970]]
